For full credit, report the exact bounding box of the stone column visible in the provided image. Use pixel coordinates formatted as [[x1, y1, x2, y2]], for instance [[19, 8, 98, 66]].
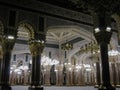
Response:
[[0, 49, 2, 85], [77, 69, 81, 85], [116, 63, 120, 86], [0, 34, 16, 90], [93, 12, 116, 90], [81, 68, 85, 85], [55, 67, 59, 86], [29, 38, 45, 90], [111, 63, 117, 86], [96, 61, 101, 87], [62, 65, 67, 85], [44, 65, 50, 86], [58, 65, 63, 86], [50, 65, 56, 85], [70, 68, 73, 85], [118, 63, 120, 86]]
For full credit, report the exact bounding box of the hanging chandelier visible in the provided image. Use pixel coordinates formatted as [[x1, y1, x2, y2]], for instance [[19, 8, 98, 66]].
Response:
[[79, 41, 99, 54], [29, 55, 59, 66], [61, 42, 73, 50]]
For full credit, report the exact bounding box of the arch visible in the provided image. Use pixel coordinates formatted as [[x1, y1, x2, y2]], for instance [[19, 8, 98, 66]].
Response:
[[80, 53, 91, 62], [77, 53, 86, 64], [68, 40, 89, 61], [17, 21, 35, 39], [47, 25, 115, 64], [68, 38, 115, 63], [70, 51, 95, 65], [70, 55, 78, 65]]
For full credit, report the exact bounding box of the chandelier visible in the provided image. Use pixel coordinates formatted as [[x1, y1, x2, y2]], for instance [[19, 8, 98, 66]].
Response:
[[79, 41, 99, 54], [10, 65, 29, 75], [108, 50, 120, 56], [29, 55, 59, 66], [41, 55, 59, 65], [61, 42, 73, 51], [79, 41, 120, 57]]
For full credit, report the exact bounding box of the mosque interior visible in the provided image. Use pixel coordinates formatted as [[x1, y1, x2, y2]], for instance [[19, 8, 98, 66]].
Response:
[[0, 0, 120, 90]]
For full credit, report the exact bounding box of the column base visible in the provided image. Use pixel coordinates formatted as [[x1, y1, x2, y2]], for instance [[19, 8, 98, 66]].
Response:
[[98, 85, 116, 90], [0, 86, 11, 90], [28, 86, 43, 90]]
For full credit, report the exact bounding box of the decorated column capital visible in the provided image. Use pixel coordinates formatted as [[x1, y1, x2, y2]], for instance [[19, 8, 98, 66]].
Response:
[[29, 39, 45, 56], [1, 35, 16, 53], [1, 27, 17, 53]]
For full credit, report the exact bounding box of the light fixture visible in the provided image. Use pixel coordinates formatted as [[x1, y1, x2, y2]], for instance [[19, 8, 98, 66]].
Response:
[[106, 27, 111, 32], [18, 65, 28, 70], [79, 41, 99, 54], [7, 35, 14, 39], [10, 71, 12, 74], [14, 69, 20, 72], [28, 39, 45, 47], [75, 65, 81, 69], [10, 67, 13, 70], [62, 42, 73, 51], [86, 68, 91, 71], [68, 68, 72, 71], [108, 50, 120, 56], [83, 64, 91, 68], [35, 55, 59, 66], [94, 28, 100, 33], [55, 69, 58, 72], [17, 71, 22, 75]]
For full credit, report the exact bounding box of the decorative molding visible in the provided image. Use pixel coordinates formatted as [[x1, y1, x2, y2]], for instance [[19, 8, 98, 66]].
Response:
[[18, 23, 34, 39], [15, 37, 84, 49]]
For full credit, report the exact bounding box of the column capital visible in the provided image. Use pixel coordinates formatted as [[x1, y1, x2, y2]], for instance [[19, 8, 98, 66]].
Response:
[[1, 36, 16, 53], [93, 13, 112, 44], [1, 27, 17, 53], [29, 39, 45, 56]]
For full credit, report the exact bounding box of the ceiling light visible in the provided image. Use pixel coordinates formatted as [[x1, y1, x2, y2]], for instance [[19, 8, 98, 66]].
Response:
[[94, 28, 100, 33], [68, 68, 72, 71], [106, 27, 111, 32], [7, 35, 14, 39], [86, 68, 91, 71]]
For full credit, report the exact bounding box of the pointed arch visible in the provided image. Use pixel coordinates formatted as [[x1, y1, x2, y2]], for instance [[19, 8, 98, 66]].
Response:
[[17, 21, 35, 39]]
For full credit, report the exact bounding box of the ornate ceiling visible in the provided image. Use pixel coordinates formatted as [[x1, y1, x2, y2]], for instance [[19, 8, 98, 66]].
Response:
[[0, 0, 119, 55], [17, 26, 81, 44], [11, 23, 93, 54]]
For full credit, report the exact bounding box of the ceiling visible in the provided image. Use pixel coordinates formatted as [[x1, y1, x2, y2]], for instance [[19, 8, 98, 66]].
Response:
[[13, 30, 78, 54], [38, 0, 120, 15], [17, 25, 83, 44], [1, 0, 119, 54], [37, 0, 90, 14]]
